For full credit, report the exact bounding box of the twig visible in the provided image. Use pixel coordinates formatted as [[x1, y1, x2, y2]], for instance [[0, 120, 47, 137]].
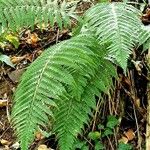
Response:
[[108, 93, 113, 115], [107, 136, 114, 150], [6, 99, 11, 123], [92, 96, 101, 131], [133, 104, 142, 150]]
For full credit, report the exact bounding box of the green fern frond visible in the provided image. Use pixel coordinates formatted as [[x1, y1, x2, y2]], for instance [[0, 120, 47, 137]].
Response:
[[53, 61, 116, 150], [0, 0, 77, 32], [85, 2, 143, 70], [11, 33, 112, 150], [138, 25, 150, 46]]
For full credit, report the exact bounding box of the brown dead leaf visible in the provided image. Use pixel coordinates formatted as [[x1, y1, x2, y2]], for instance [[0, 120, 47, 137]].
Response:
[[26, 33, 40, 45], [124, 129, 135, 141], [0, 145, 9, 150], [37, 50, 43, 55], [0, 99, 7, 107], [11, 55, 26, 64], [119, 74, 131, 86], [131, 60, 143, 75], [25, 54, 34, 62], [0, 82, 12, 99], [61, 29, 69, 34], [135, 98, 140, 108], [142, 8, 150, 24], [35, 131, 44, 141], [0, 139, 11, 146], [123, 77, 131, 86]]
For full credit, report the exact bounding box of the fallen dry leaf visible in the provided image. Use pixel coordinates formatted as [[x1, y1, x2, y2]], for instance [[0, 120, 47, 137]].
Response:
[[135, 98, 141, 108], [0, 145, 9, 150], [35, 131, 44, 141], [0, 82, 12, 99], [26, 33, 40, 45], [0, 99, 8, 107], [11, 55, 26, 64], [131, 60, 143, 75], [124, 129, 135, 141], [142, 8, 150, 24], [0, 139, 11, 146]]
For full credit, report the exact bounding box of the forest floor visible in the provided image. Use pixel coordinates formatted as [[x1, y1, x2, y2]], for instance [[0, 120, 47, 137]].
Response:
[[0, 1, 150, 150]]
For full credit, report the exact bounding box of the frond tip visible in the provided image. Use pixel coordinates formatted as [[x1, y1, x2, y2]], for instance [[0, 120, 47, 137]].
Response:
[[85, 2, 143, 70]]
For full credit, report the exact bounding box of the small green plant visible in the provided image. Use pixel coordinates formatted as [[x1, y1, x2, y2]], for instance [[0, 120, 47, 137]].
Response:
[[0, 32, 19, 49], [88, 115, 118, 150], [103, 115, 118, 137], [0, 32, 19, 67], [73, 140, 88, 150], [88, 131, 105, 150], [117, 142, 133, 150], [0, 1, 149, 150]]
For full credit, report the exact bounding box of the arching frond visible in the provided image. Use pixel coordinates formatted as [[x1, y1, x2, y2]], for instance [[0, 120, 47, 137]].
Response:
[[11, 33, 116, 149]]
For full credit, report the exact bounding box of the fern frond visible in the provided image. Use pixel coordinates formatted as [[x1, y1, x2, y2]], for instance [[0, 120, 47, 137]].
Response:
[[53, 60, 117, 150], [85, 2, 143, 70], [0, 0, 77, 32], [11, 33, 110, 149], [138, 25, 150, 46]]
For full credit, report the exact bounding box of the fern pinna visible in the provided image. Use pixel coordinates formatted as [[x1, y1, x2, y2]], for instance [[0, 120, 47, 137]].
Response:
[[5, 1, 149, 150]]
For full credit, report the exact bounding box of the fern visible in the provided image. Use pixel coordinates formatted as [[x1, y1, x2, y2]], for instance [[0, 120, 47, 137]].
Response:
[[84, 3, 144, 70], [11, 33, 115, 149], [10, 2, 150, 150], [0, 0, 77, 32]]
